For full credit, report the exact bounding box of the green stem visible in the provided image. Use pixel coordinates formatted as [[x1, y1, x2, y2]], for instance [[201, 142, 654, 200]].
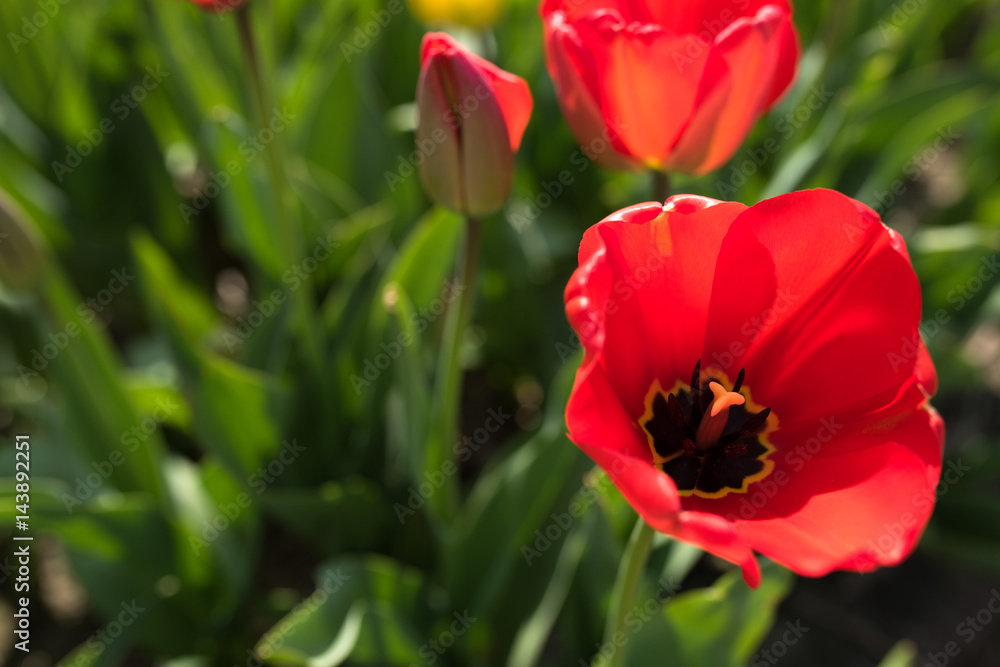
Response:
[[235, 5, 324, 374], [651, 170, 670, 202], [601, 517, 655, 667], [428, 216, 482, 522]]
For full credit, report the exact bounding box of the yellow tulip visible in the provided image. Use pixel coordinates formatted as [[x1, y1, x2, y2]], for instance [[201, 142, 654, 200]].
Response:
[[408, 0, 506, 29]]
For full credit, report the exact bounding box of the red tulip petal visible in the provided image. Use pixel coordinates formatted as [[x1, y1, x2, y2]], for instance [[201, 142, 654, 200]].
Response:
[[572, 10, 710, 166], [916, 340, 938, 396], [416, 54, 464, 213], [768, 378, 943, 470], [761, 10, 799, 107], [541, 0, 611, 20], [543, 14, 640, 168], [420, 32, 532, 152], [567, 353, 653, 463], [566, 196, 747, 418], [733, 410, 943, 577], [450, 61, 515, 216], [457, 49, 533, 152], [668, 5, 794, 174], [639, 0, 788, 35], [674, 511, 762, 587]]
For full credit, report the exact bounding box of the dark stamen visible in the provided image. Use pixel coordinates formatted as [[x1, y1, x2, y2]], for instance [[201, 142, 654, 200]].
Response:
[[643, 363, 774, 497], [732, 368, 745, 393], [689, 360, 702, 405], [740, 407, 772, 437], [689, 360, 703, 424]]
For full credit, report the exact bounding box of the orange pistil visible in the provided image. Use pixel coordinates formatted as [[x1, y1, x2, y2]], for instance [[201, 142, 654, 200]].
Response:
[[696, 381, 744, 448]]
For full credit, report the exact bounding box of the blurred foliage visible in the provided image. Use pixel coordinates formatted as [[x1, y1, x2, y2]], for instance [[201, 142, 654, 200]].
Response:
[[0, 0, 997, 665]]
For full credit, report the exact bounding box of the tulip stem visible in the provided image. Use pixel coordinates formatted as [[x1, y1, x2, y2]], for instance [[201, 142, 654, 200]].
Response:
[[652, 170, 670, 202], [601, 517, 655, 667], [429, 215, 482, 521], [235, 5, 325, 375]]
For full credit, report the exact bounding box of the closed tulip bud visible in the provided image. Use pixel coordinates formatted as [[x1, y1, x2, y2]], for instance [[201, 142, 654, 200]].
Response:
[[541, 0, 800, 175], [409, 0, 507, 29], [0, 188, 51, 291], [416, 33, 532, 217]]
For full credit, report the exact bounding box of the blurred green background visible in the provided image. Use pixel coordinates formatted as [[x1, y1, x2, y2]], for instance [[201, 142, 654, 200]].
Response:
[[0, 0, 999, 665]]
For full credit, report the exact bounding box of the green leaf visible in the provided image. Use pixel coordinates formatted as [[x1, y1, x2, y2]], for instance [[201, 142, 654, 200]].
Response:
[[131, 232, 219, 351], [256, 555, 429, 667], [877, 640, 917, 667], [367, 206, 464, 338], [56, 620, 142, 667], [625, 562, 795, 667], [37, 270, 168, 504], [506, 512, 595, 667], [444, 358, 590, 620], [133, 233, 287, 477], [191, 355, 285, 477], [262, 478, 392, 556]]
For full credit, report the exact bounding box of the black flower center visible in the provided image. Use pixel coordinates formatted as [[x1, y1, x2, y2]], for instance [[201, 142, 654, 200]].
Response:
[[640, 360, 776, 499]]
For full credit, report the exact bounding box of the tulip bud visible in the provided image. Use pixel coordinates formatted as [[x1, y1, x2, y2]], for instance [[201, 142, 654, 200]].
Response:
[[416, 33, 532, 217], [409, 0, 506, 29], [0, 188, 51, 291]]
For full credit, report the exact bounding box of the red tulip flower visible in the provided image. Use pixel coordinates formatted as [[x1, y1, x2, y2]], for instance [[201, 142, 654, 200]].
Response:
[[564, 190, 944, 586], [541, 0, 799, 174], [416, 33, 533, 216]]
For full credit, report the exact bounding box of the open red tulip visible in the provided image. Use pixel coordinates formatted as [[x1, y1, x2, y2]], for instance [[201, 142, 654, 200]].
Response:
[[416, 33, 533, 217], [564, 190, 944, 587], [540, 0, 799, 174]]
